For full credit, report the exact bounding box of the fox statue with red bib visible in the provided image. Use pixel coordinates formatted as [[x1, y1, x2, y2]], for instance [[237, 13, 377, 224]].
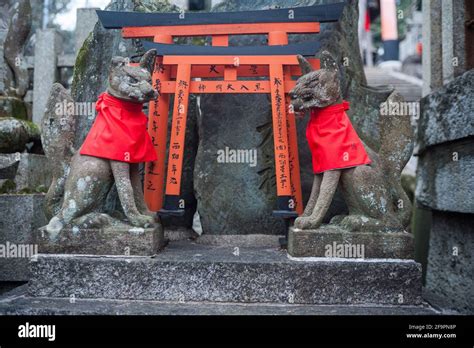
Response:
[[290, 51, 414, 232], [41, 50, 159, 241]]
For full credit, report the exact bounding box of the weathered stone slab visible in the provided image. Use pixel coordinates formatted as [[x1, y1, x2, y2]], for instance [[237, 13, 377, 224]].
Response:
[[28, 241, 422, 305], [0, 194, 47, 281], [418, 70, 474, 152], [32, 225, 165, 256], [287, 226, 415, 259], [0, 285, 437, 315], [415, 138, 474, 213]]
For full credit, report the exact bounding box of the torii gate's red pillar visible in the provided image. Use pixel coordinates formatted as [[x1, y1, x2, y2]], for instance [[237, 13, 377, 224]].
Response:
[[144, 34, 172, 212], [268, 31, 303, 215]]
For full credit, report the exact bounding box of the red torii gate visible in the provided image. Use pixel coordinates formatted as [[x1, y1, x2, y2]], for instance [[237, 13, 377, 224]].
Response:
[[97, 3, 345, 219]]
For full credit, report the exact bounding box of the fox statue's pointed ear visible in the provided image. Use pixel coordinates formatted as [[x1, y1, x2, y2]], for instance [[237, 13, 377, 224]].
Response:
[[139, 49, 157, 74], [319, 50, 338, 72], [297, 54, 314, 75]]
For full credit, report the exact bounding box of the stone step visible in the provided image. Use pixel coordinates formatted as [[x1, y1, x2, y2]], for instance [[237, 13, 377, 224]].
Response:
[[0, 285, 437, 315], [28, 241, 423, 306]]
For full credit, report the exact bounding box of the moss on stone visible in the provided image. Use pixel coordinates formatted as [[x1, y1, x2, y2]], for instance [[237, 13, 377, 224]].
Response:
[[10, 98, 28, 120], [0, 97, 28, 120], [0, 179, 16, 194], [72, 33, 93, 92], [401, 173, 416, 202]]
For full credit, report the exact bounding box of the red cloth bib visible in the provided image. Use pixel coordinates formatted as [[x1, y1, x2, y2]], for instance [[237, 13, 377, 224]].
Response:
[[306, 101, 371, 174], [80, 93, 157, 163]]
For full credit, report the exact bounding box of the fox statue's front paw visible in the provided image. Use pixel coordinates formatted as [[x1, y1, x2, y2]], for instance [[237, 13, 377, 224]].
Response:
[[44, 216, 64, 242], [294, 216, 321, 230], [128, 214, 155, 228]]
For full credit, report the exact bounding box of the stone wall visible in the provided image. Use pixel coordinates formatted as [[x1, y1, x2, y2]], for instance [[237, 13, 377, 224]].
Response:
[[416, 70, 474, 314]]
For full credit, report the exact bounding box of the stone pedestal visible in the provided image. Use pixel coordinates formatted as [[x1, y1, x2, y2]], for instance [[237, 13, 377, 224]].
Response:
[[32, 225, 165, 257], [26, 241, 422, 306], [287, 226, 415, 259]]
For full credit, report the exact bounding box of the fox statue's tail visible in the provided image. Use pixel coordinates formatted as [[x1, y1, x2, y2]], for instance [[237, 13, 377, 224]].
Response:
[[41, 83, 76, 219], [378, 91, 415, 227]]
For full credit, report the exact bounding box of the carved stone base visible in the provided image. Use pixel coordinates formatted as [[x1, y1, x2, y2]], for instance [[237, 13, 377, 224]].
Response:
[[33, 224, 165, 256], [288, 225, 414, 259]]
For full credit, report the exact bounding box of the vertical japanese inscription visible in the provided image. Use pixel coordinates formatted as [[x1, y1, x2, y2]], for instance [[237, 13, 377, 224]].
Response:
[[269, 64, 292, 197], [165, 64, 191, 196], [144, 59, 168, 209]]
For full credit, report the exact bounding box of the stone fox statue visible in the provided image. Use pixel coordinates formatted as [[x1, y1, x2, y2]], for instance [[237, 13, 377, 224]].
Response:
[[42, 49, 159, 240], [290, 51, 414, 232]]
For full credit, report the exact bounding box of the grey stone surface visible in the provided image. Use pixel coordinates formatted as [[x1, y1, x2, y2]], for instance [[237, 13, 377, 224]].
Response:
[[417, 70, 474, 152], [195, 0, 402, 235], [0, 194, 47, 281], [0, 285, 438, 315], [32, 225, 165, 256], [424, 211, 474, 314], [75, 8, 98, 55], [415, 138, 474, 213], [195, 93, 287, 235], [421, 0, 443, 97], [28, 241, 422, 305], [32, 29, 62, 126], [0, 153, 51, 192], [0, 30, 8, 94], [288, 226, 414, 259], [195, 234, 282, 248], [441, 1, 466, 84]]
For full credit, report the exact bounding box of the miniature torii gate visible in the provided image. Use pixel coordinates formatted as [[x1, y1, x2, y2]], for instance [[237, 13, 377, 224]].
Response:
[[97, 3, 345, 218]]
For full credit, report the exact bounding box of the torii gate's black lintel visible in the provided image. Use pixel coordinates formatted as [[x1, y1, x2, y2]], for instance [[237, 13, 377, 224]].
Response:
[[97, 2, 346, 29], [141, 41, 321, 56]]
